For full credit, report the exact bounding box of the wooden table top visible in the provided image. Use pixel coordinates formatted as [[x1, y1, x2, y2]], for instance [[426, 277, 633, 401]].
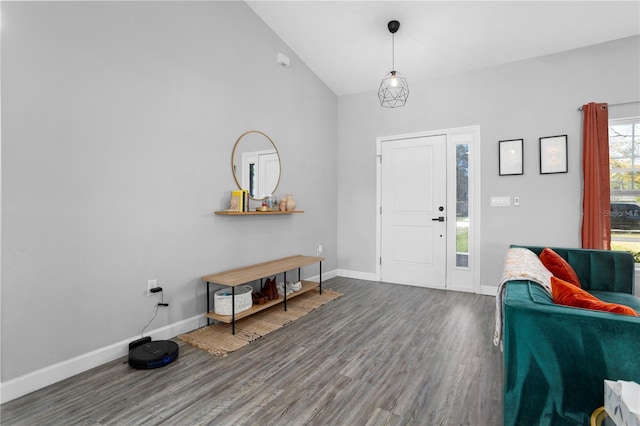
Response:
[[202, 255, 324, 286]]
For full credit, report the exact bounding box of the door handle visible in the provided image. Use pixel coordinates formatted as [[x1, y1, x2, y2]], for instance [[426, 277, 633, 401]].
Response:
[[432, 216, 445, 222]]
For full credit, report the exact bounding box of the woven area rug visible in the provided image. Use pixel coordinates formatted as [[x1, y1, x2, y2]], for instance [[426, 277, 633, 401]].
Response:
[[178, 288, 342, 356]]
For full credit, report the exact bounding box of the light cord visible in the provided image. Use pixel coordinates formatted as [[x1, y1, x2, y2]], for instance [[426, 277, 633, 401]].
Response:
[[392, 33, 395, 70]]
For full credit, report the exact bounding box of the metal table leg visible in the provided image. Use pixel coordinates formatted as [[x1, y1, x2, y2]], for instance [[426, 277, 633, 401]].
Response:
[[232, 286, 236, 335], [207, 281, 211, 326], [283, 271, 287, 311]]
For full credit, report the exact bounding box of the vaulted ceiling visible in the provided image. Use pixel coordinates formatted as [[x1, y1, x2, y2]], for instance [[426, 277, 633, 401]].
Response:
[[246, 1, 640, 96]]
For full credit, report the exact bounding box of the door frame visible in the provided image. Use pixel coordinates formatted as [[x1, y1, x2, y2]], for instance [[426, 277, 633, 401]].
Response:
[[376, 126, 482, 293]]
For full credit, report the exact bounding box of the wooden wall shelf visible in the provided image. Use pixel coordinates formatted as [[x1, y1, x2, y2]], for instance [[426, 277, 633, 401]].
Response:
[[214, 210, 304, 215]]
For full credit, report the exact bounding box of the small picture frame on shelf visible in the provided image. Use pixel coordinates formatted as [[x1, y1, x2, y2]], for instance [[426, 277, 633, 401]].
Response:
[[499, 139, 524, 176], [540, 135, 568, 174]]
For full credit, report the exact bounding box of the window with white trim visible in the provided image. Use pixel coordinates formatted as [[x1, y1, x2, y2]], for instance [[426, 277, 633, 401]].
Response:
[[609, 117, 640, 261]]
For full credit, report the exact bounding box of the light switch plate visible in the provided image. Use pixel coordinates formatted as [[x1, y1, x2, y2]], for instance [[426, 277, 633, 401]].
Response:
[[490, 196, 511, 207]]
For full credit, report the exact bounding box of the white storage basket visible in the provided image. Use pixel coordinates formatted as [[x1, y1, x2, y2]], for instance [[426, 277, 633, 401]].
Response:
[[214, 285, 253, 315]]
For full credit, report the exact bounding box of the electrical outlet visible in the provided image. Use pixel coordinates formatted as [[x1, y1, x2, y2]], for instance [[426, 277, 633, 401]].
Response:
[[317, 245, 324, 256], [147, 279, 158, 296]]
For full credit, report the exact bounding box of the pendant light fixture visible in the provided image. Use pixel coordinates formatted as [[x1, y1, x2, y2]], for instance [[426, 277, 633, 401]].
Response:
[[378, 20, 409, 108]]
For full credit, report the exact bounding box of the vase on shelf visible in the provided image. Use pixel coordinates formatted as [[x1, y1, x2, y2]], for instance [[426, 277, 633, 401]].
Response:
[[279, 197, 287, 212], [286, 194, 296, 211]]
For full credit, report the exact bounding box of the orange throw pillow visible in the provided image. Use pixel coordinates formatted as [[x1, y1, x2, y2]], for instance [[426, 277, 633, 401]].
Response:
[[540, 248, 581, 288], [551, 276, 638, 316]]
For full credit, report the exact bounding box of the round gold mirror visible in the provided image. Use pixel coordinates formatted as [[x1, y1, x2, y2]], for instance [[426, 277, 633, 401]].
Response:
[[231, 130, 281, 200]]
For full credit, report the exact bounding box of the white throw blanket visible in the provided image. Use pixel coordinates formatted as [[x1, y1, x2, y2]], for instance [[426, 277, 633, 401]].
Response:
[[493, 247, 553, 350]]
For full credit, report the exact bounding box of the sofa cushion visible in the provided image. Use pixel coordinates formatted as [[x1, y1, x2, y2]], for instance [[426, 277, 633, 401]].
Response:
[[551, 276, 639, 316], [540, 247, 581, 288]]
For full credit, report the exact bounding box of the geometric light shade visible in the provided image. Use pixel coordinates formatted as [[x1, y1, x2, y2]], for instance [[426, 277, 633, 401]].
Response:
[[378, 20, 409, 108], [378, 70, 409, 108]]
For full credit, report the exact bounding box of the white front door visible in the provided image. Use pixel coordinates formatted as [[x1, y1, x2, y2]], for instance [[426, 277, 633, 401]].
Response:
[[259, 153, 280, 198], [381, 135, 447, 288], [242, 150, 279, 198]]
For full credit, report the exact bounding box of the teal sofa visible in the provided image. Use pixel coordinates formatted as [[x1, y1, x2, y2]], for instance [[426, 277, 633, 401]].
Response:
[[503, 245, 640, 426]]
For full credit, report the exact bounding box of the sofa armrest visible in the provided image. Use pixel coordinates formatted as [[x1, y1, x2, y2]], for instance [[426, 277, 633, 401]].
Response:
[[511, 245, 635, 294]]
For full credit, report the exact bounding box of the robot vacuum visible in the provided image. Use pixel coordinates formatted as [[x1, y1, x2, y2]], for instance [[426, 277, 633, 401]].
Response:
[[128, 338, 179, 370]]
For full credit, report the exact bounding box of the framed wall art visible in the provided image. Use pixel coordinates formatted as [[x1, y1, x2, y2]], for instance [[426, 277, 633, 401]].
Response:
[[499, 139, 524, 176], [540, 135, 568, 174]]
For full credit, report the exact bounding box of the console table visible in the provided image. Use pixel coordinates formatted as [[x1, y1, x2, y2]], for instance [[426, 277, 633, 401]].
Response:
[[202, 255, 324, 334]]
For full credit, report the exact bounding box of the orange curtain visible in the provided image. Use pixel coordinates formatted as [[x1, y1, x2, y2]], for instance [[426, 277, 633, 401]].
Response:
[[581, 102, 610, 249]]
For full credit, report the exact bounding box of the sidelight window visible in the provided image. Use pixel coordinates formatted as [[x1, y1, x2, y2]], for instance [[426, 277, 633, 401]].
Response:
[[456, 144, 469, 268]]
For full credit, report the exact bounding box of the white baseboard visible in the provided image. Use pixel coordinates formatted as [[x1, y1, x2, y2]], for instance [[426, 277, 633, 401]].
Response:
[[479, 284, 498, 296], [337, 269, 495, 297], [0, 314, 207, 404], [305, 268, 337, 283], [336, 269, 377, 281]]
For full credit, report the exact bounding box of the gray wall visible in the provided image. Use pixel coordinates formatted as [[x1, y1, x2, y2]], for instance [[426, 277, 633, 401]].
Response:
[[337, 36, 640, 288], [2, 2, 337, 381]]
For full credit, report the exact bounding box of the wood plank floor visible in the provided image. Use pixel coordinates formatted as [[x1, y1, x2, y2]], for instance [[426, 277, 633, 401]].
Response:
[[0, 277, 503, 425]]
